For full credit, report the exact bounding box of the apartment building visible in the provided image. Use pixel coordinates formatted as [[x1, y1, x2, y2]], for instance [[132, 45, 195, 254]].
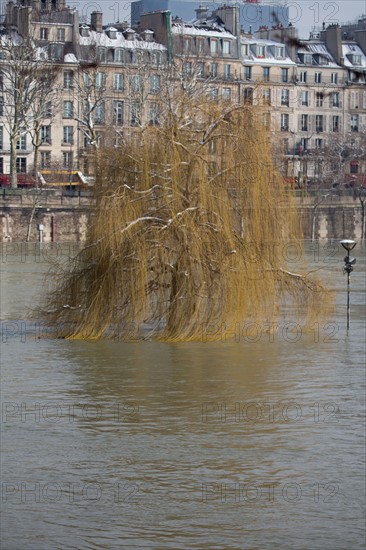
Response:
[[255, 23, 366, 185], [0, 0, 167, 179], [131, 0, 289, 31], [0, 0, 365, 186]]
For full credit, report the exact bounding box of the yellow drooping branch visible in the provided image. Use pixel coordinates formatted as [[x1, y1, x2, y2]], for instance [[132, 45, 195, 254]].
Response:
[[41, 96, 332, 341]]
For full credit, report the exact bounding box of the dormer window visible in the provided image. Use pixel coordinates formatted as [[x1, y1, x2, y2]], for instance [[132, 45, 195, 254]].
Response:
[[304, 54, 312, 64], [125, 29, 136, 41], [143, 30, 154, 42], [241, 44, 249, 57], [313, 53, 328, 65], [49, 43, 63, 61], [348, 54, 361, 65], [276, 46, 284, 58], [98, 48, 106, 62], [57, 28, 65, 41], [223, 40, 231, 55], [80, 25, 89, 37], [114, 49, 124, 63], [106, 27, 117, 39], [263, 66, 270, 81], [210, 39, 218, 54], [256, 45, 265, 57], [151, 51, 162, 66]]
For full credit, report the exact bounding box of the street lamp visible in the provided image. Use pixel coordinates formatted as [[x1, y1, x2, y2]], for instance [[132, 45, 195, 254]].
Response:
[[340, 239, 357, 331]]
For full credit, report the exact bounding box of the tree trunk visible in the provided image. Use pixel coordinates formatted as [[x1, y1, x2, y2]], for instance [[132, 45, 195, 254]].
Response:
[[311, 205, 318, 242], [33, 143, 39, 187], [360, 199, 365, 244], [10, 135, 18, 189], [26, 200, 38, 242]]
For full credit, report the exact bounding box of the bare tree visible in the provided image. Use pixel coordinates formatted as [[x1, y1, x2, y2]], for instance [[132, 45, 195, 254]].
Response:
[[74, 63, 106, 150], [319, 130, 366, 189], [0, 31, 56, 188], [27, 68, 60, 186], [358, 188, 366, 244]]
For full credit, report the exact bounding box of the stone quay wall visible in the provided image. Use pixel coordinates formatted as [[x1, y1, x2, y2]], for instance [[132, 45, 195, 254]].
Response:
[[0, 190, 364, 243]]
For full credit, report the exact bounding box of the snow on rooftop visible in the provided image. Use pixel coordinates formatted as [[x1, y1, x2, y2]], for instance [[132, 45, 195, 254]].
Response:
[[64, 53, 78, 63], [342, 43, 366, 67], [245, 37, 285, 46], [241, 38, 295, 65], [299, 42, 339, 67], [172, 23, 234, 39], [79, 30, 166, 50]]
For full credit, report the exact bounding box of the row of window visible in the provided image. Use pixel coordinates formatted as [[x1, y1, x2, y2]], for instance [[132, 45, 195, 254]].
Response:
[[97, 48, 163, 66], [0, 127, 30, 150], [0, 153, 74, 173], [60, 99, 160, 126], [62, 71, 162, 93], [243, 68, 342, 84], [249, 88, 343, 107], [181, 39, 285, 59], [279, 89, 342, 107], [0, 152, 362, 175], [40, 27, 66, 42], [0, 97, 53, 117], [0, 115, 343, 151], [183, 36, 234, 56], [62, 67, 338, 89], [284, 114, 358, 133], [279, 114, 359, 133], [243, 66, 290, 82]]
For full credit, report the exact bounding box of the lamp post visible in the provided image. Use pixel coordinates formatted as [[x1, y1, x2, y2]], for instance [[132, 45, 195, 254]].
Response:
[[340, 239, 356, 331]]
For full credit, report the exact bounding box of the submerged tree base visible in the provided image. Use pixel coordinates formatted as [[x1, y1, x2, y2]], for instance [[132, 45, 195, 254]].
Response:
[[41, 97, 333, 341]]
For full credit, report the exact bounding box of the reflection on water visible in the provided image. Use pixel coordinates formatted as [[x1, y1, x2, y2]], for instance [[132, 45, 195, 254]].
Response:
[[1, 241, 365, 549]]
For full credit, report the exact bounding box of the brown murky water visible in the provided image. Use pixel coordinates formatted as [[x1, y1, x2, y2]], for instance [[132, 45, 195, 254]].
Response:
[[1, 242, 365, 549]]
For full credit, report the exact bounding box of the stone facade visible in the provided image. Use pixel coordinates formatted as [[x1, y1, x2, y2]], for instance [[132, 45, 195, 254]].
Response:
[[0, 1, 365, 187], [1, 192, 364, 242]]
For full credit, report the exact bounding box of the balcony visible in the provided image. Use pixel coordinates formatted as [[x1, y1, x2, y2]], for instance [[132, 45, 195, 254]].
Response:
[[287, 147, 310, 156]]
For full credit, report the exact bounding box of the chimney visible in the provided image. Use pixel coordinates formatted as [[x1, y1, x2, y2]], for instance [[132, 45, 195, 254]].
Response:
[[106, 26, 117, 39], [320, 24, 342, 64], [195, 5, 209, 21], [90, 11, 102, 33], [214, 4, 240, 37]]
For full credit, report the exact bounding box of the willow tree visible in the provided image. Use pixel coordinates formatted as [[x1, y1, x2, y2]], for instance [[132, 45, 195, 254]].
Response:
[[43, 91, 331, 341]]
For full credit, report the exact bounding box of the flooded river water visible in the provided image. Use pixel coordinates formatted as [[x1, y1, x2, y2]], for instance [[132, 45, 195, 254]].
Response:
[[1, 241, 365, 549]]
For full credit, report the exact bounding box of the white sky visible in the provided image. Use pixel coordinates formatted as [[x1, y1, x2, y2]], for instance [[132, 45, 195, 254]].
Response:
[[1, 0, 364, 38]]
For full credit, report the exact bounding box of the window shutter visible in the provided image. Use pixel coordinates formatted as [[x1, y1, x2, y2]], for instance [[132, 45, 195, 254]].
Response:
[[308, 92, 311, 107], [308, 114, 313, 132], [277, 88, 282, 106], [298, 114, 301, 131]]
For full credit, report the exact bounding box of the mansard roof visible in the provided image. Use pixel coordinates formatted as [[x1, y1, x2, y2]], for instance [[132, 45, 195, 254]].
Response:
[[79, 29, 166, 50], [297, 42, 339, 67], [342, 43, 366, 68], [241, 37, 295, 66]]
